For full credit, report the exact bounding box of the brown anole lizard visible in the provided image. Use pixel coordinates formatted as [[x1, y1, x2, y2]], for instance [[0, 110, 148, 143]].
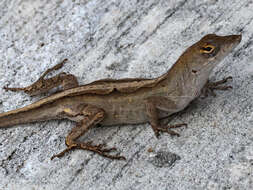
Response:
[[0, 34, 241, 160]]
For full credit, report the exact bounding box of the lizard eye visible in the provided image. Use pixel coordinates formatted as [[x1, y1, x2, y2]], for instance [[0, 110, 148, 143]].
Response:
[[200, 45, 215, 54]]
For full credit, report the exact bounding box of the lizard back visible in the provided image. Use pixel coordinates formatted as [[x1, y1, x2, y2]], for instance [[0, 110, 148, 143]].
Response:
[[0, 74, 168, 117]]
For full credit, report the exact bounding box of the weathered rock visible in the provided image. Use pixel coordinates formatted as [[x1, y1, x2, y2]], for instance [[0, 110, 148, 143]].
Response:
[[0, 0, 253, 189]]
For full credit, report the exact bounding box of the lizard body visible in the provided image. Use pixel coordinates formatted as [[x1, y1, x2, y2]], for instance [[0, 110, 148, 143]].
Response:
[[0, 34, 241, 160]]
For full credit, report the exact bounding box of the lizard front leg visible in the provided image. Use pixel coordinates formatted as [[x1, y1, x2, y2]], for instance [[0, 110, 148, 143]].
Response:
[[51, 104, 126, 160], [145, 96, 187, 138], [4, 59, 79, 96], [201, 76, 233, 97]]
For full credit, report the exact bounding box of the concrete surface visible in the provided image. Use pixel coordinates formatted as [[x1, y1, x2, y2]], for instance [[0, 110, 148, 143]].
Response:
[[0, 0, 253, 189]]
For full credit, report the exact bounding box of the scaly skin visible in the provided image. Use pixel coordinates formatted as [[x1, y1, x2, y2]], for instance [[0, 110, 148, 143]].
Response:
[[0, 34, 242, 160]]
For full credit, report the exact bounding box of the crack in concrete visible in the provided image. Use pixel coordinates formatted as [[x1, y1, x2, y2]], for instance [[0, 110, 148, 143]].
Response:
[[139, 0, 188, 45]]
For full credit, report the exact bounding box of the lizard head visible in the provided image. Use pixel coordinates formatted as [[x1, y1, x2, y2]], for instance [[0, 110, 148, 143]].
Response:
[[184, 34, 241, 72]]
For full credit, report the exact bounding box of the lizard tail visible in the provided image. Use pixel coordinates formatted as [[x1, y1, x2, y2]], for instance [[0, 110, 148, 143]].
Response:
[[0, 102, 60, 128]]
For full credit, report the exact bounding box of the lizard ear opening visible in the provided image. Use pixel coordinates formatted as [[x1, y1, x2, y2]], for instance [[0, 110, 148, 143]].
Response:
[[200, 44, 215, 54]]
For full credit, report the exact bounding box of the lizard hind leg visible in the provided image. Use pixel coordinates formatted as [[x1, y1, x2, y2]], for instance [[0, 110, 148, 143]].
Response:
[[3, 59, 79, 96], [51, 105, 126, 160]]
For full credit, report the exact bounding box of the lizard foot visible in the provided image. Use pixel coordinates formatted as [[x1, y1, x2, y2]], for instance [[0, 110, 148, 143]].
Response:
[[201, 76, 233, 98], [154, 123, 187, 138], [3, 59, 79, 96], [51, 141, 126, 160]]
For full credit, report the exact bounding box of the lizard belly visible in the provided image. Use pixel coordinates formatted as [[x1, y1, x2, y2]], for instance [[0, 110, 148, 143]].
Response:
[[100, 88, 175, 125], [64, 93, 149, 126], [65, 87, 177, 126], [101, 98, 148, 126], [92, 92, 175, 126]]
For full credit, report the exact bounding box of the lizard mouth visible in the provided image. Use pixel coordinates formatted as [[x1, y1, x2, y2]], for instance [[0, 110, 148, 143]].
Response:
[[217, 34, 242, 59], [225, 34, 242, 48], [231, 34, 242, 43]]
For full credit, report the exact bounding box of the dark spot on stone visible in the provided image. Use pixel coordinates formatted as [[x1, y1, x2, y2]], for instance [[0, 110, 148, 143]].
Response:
[[149, 151, 181, 168], [192, 69, 197, 74]]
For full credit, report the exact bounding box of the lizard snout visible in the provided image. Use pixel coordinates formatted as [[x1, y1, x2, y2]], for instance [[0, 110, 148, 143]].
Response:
[[232, 34, 242, 43], [226, 34, 242, 45]]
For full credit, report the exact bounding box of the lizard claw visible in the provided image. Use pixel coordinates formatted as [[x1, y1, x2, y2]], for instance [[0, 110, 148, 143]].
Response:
[[51, 142, 126, 161], [154, 123, 187, 138], [51, 144, 78, 160], [156, 128, 180, 137], [201, 76, 233, 98]]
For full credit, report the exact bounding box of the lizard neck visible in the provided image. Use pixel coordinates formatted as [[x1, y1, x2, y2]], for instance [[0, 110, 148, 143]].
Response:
[[157, 59, 212, 103]]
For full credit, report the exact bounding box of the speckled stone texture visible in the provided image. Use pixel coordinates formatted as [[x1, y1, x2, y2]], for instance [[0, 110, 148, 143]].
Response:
[[0, 0, 253, 189]]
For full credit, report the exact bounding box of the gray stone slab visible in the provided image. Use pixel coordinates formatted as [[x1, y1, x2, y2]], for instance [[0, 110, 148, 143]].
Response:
[[0, 0, 253, 189]]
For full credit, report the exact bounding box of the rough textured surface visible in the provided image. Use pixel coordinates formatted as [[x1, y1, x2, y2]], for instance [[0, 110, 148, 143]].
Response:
[[0, 0, 252, 189]]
